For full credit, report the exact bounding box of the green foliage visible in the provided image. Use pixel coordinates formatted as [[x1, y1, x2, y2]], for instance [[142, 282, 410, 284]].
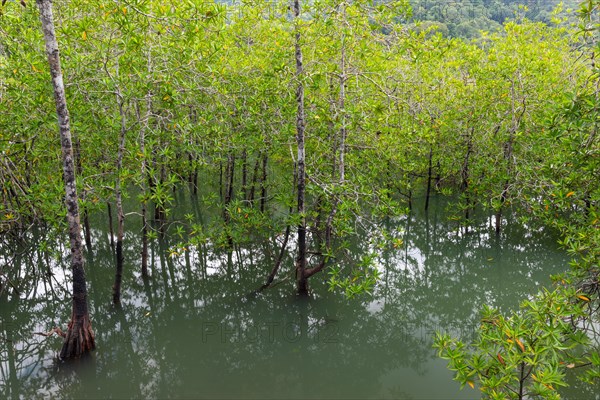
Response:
[[435, 286, 598, 399], [0, 0, 599, 389]]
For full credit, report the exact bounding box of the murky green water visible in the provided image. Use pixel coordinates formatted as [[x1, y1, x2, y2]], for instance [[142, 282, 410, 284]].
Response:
[[0, 196, 575, 399]]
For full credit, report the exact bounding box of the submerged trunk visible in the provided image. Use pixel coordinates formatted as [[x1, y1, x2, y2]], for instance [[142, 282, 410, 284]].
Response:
[[36, 0, 95, 359], [293, 0, 308, 296]]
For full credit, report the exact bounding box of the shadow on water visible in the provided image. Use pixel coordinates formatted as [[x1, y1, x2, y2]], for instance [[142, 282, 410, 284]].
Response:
[[0, 194, 575, 399]]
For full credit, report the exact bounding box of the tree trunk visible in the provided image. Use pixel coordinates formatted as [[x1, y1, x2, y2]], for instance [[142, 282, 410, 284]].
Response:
[[107, 202, 115, 248], [138, 91, 152, 279], [241, 149, 248, 199], [222, 152, 235, 248], [82, 192, 92, 251], [293, 0, 308, 296], [338, 3, 347, 185], [223, 152, 235, 219], [425, 145, 433, 211], [36, 0, 95, 359], [462, 128, 473, 223], [248, 154, 260, 203], [260, 151, 268, 213], [219, 159, 223, 202], [112, 87, 127, 305], [227, 152, 235, 208]]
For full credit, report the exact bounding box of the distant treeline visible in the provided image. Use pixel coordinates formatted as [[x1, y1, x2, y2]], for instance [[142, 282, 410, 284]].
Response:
[[407, 0, 580, 38]]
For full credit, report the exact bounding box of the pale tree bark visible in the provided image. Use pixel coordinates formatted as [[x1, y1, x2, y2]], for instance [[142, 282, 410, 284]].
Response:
[[36, 0, 95, 359], [138, 46, 154, 279], [292, 0, 308, 295], [112, 85, 126, 305], [138, 91, 152, 279]]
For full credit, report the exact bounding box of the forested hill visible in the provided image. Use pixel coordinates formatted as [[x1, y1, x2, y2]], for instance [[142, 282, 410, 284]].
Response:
[[406, 0, 581, 38], [214, 0, 580, 39]]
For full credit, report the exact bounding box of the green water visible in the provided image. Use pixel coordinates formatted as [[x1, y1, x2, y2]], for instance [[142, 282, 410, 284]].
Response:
[[0, 196, 574, 399]]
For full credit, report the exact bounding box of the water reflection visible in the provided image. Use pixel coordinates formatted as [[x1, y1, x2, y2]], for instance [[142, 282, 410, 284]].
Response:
[[0, 195, 571, 399]]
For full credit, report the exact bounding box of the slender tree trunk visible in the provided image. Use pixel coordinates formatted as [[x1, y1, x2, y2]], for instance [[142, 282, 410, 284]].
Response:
[[138, 91, 152, 279], [248, 154, 260, 203], [107, 202, 115, 248], [496, 139, 512, 234], [156, 164, 167, 223], [223, 152, 234, 219], [192, 141, 199, 195], [82, 192, 92, 251], [219, 159, 223, 202], [262, 224, 291, 289], [222, 152, 235, 248], [241, 149, 248, 199], [338, 4, 347, 184], [518, 362, 526, 400], [425, 145, 433, 211], [227, 152, 235, 208], [435, 160, 441, 189], [260, 151, 268, 213], [293, 0, 308, 296], [462, 128, 473, 223], [187, 149, 194, 186], [36, 0, 95, 359], [112, 87, 127, 305]]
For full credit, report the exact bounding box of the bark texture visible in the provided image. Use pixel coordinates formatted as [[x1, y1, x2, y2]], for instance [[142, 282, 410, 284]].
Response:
[[36, 0, 95, 359]]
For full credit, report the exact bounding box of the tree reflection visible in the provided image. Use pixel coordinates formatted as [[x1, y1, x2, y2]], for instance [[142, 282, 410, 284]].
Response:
[[0, 196, 571, 399]]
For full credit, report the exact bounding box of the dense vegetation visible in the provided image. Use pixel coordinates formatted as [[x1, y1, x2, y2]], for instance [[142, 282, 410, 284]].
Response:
[[0, 0, 598, 397]]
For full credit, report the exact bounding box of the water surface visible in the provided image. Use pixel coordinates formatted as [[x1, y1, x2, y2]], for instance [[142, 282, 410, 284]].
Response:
[[0, 196, 572, 399]]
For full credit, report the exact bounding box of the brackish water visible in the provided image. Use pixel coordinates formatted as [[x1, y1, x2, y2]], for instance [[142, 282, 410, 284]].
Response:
[[0, 196, 577, 399]]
